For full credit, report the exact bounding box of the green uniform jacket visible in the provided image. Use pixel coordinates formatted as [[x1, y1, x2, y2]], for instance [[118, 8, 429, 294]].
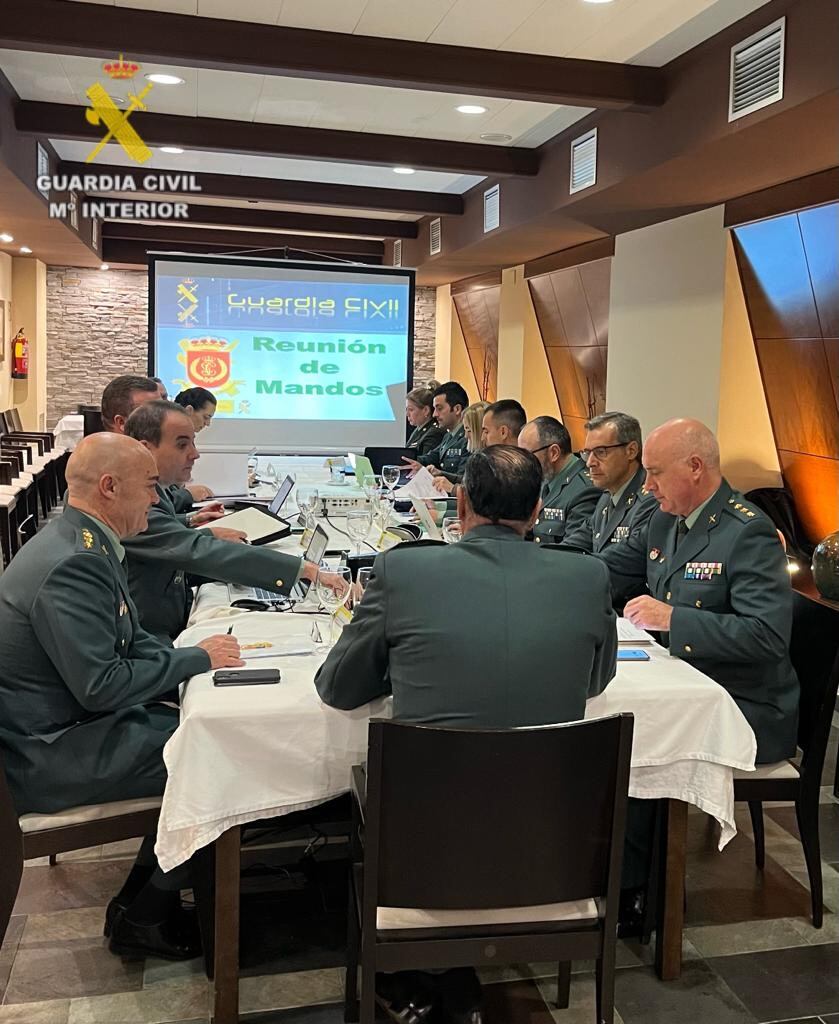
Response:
[[123, 484, 303, 641], [407, 420, 446, 458], [601, 481, 799, 763], [169, 485, 194, 514], [315, 524, 617, 727], [533, 454, 601, 546], [0, 506, 209, 815], [417, 423, 469, 482]]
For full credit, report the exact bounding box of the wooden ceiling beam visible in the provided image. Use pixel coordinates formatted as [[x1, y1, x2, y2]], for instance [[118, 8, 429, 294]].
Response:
[[20, 102, 538, 177], [59, 161, 463, 216], [100, 222, 385, 255], [101, 203, 418, 239], [2, 0, 665, 110]]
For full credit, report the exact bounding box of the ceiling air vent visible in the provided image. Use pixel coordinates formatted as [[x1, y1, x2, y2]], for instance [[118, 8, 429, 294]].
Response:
[[570, 128, 597, 195], [729, 18, 785, 122], [429, 217, 442, 256], [483, 184, 500, 233], [392, 238, 402, 267]]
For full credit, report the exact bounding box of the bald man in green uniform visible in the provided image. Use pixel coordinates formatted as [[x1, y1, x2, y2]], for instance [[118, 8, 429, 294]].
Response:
[[603, 418, 799, 764], [518, 415, 601, 545], [0, 433, 242, 959]]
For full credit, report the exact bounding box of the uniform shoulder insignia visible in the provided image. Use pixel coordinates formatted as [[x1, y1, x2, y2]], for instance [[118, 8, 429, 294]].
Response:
[[726, 498, 759, 522], [81, 528, 95, 550]]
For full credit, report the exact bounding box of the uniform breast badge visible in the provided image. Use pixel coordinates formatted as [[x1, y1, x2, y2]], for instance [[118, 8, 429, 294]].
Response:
[[685, 561, 723, 580], [649, 548, 660, 560], [81, 529, 94, 549]]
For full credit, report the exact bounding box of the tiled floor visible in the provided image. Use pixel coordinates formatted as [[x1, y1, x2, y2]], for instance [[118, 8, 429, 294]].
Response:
[[2, 726, 837, 1024]]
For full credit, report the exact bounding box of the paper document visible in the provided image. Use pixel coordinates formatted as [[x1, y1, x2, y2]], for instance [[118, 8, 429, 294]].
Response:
[[395, 466, 440, 500], [617, 618, 654, 645], [197, 506, 282, 543]]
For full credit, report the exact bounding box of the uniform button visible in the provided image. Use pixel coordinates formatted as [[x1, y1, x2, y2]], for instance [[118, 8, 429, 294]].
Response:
[[595, 533, 600, 539], [535, 519, 541, 526], [275, 579, 284, 587], [120, 638, 125, 647], [666, 591, 671, 600], [695, 600, 702, 608], [684, 644, 692, 653], [535, 537, 541, 544]]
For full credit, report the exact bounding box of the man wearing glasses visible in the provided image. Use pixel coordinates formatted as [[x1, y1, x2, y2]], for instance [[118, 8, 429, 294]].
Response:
[[517, 415, 600, 544]]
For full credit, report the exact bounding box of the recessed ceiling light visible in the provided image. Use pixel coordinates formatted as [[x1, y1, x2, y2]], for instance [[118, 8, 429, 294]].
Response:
[[0, 233, 13, 243], [159, 146, 184, 154], [145, 73, 185, 86], [19, 246, 32, 254], [393, 166, 416, 175], [582, 0, 615, 4], [100, 263, 110, 271], [456, 104, 488, 115], [480, 133, 513, 143]]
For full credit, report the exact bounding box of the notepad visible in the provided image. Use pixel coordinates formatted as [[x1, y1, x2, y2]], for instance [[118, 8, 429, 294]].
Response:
[[617, 618, 654, 645], [197, 505, 290, 545]]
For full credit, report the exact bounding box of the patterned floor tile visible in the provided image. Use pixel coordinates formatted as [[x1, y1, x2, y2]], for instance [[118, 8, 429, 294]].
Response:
[[614, 959, 757, 1024]]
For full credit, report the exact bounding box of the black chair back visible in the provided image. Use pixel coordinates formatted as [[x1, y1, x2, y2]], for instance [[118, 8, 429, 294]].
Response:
[[0, 414, 7, 435], [0, 755, 24, 948], [0, 461, 12, 486], [0, 449, 24, 474], [365, 715, 633, 912], [790, 592, 839, 785], [83, 409, 103, 436], [746, 486, 815, 561], [7, 410, 22, 432]]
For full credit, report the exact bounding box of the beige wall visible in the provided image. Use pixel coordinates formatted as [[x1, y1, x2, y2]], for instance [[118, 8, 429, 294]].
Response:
[[12, 258, 47, 430], [607, 206, 728, 435], [496, 267, 526, 399], [0, 253, 12, 413], [717, 236, 782, 491], [434, 284, 480, 402]]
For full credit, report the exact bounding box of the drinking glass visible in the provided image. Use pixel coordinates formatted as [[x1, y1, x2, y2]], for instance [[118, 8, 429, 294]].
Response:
[[297, 487, 319, 529], [263, 461, 278, 488], [316, 564, 352, 646], [442, 516, 463, 544], [361, 473, 381, 503], [346, 508, 373, 556], [381, 465, 400, 497], [358, 567, 373, 591], [374, 491, 393, 533]]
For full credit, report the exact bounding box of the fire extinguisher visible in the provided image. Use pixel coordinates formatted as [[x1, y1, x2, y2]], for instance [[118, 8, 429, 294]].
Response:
[[11, 327, 28, 380]]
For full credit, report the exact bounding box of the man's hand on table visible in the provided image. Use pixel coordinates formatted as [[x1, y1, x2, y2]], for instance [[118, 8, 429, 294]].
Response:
[[209, 527, 249, 544], [624, 595, 673, 633], [197, 635, 244, 668], [190, 503, 226, 526], [301, 562, 351, 600], [186, 483, 214, 501]]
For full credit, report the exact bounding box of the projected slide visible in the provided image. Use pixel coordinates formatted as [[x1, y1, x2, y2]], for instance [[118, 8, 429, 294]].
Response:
[[151, 256, 414, 451]]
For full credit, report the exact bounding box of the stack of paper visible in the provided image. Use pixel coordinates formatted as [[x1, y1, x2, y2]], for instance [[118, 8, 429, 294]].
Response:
[[617, 618, 655, 645], [394, 467, 440, 500]]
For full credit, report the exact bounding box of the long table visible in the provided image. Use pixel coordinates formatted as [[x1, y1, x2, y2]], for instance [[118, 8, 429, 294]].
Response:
[[159, 576, 757, 1022]]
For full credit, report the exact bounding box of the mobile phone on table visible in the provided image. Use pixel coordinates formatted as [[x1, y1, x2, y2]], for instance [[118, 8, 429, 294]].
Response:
[[617, 648, 651, 662], [213, 669, 281, 686]]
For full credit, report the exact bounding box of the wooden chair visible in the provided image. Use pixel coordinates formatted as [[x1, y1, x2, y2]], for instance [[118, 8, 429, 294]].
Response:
[[0, 753, 162, 948], [733, 592, 839, 928], [346, 714, 634, 1024]]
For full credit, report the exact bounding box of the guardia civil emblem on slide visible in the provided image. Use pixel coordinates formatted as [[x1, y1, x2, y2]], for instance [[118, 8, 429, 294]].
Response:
[[85, 55, 153, 165]]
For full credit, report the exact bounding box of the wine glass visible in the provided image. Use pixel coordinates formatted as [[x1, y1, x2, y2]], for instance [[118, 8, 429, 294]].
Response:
[[361, 473, 381, 502], [381, 465, 400, 498], [442, 516, 463, 544], [316, 563, 352, 646], [346, 508, 373, 556], [297, 487, 319, 529], [374, 491, 393, 533], [358, 567, 372, 591]]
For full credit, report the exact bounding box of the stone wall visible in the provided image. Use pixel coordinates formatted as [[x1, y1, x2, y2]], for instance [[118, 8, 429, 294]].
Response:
[[46, 266, 149, 426], [46, 267, 436, 424]]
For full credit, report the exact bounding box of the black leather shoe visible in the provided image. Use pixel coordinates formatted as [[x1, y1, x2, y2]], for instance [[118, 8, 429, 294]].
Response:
[[103, 898, 126, 938], [617, 886, 646, 939], [374, 993, 435, 1024], [109, 913, 201, 961]]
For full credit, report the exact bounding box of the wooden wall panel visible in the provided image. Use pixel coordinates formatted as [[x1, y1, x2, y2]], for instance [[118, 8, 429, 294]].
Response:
[[452, 285, 500, 402], [527, 255, 611, 442], [734, 202, 839, 543]]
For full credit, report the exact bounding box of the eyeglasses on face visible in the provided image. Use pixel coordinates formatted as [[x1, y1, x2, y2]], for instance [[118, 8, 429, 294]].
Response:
[[581, 442, 629, 461]]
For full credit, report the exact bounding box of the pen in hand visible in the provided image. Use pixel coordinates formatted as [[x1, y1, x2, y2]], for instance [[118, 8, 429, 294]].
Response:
[[227, 626, 234, 636]]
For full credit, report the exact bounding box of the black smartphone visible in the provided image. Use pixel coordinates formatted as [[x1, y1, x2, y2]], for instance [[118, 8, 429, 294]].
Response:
[[213, 669, 281, 686]]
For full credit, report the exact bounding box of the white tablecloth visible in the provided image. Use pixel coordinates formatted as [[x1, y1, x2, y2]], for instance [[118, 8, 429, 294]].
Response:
[[156, 582, 756, 871], [53, 414, 84, 450]]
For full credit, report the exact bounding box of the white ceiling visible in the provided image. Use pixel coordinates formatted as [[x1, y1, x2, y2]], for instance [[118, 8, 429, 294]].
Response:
[[0, 0, 773, 228]]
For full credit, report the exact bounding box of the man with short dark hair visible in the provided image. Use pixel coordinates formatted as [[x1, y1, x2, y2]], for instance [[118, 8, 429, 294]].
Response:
[[402, 380, 470, 482], [101, 374, 159, 433], [151, 377, 168, 399], [316, 445, 616, 1023], [517, 415, 601, 545], [564, 412, 657, 607], [481, 398, 527, 446], [123, 401, 342, 640]]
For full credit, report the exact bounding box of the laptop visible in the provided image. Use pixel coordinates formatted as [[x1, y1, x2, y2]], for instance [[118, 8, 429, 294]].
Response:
[[227, 524, 328, 606], [348, 454, 376, 487], [205, 474, 295, 512], [190, 451, 250, 498]]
